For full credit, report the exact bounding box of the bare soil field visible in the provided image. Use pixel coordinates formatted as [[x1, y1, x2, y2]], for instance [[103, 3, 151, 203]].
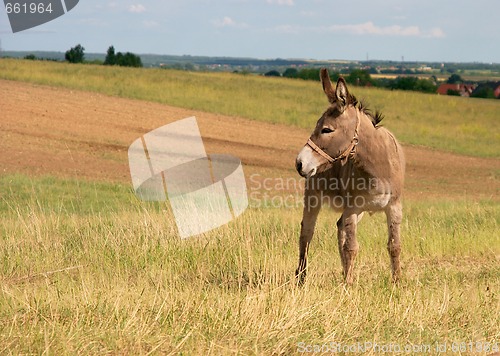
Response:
[[1, 79, 498, 201]]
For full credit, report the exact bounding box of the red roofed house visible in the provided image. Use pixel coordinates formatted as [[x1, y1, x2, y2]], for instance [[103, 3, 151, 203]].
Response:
[[437, 83, 476, 97]]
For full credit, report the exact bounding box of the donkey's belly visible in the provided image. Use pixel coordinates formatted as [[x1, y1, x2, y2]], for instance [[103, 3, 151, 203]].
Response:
[[321, 190, 390, 212], [363, 191, 392, 210]]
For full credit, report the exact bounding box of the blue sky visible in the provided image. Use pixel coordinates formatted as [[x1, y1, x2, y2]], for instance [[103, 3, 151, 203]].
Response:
[[1, 0, 498, 63]]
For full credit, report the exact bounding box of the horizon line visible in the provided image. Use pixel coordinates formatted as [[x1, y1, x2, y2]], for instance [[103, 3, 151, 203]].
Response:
[[1, 50, 499, 65]]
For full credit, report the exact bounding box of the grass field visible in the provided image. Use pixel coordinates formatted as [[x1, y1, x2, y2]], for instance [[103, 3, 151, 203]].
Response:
[[0, 59, 499, 354], [1, 58, 499, 158], [0, 175, 498, 354]]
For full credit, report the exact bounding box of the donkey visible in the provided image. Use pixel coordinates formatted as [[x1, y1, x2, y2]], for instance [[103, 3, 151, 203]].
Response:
[[295, 68, 405, 285]]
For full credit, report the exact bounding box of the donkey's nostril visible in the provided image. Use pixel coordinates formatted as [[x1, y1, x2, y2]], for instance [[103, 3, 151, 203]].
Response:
[[296, 160, 302, 173]]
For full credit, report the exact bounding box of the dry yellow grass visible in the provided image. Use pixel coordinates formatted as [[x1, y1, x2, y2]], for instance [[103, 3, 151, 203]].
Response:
[[0, 175, 498, 354]]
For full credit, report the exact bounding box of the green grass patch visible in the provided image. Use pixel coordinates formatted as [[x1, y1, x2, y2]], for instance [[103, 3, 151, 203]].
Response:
[[0, 174, 498, 353], [0, 174, 133, 215], [1, 59, 499, 158]]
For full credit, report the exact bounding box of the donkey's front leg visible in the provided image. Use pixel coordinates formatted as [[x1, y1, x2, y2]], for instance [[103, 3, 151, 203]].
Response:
[[295, 194, 321, 285], [386, 201, 403, 282], [340, 211, 363, 284]]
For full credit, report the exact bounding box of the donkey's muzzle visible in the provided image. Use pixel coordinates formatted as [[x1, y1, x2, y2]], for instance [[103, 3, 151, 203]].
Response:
[[296, 157, 317, 178], [295, 159, 303, 175]]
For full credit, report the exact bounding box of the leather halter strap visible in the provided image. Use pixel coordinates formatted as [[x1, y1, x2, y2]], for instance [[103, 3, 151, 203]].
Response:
[[306, 109, 360, 166]]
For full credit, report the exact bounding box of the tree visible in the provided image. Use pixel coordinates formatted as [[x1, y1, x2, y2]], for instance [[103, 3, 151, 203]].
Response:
[[446, 89, 461, 96], [183, 63, 195, 71], [346, 69, 373, 86], [471, 86, 495, 99], [282, 68, 299, 78], [117, 52, 142, 67], [105, 46, 143, 67], [447, 74, 464, 84], [104, 46, 116, 65], [388, 76, 437, 93], [65, 44, 85, 63], [414, 78, 437, 93], [297, 68, 321, 81], [389, 76, 418, 91], [264, 70, 281, 77]]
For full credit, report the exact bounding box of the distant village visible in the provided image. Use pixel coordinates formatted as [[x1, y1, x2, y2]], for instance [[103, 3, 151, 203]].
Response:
[[157, 57, 500, 99], [436, 82, 500, 98], [3, 50, 500, 99]]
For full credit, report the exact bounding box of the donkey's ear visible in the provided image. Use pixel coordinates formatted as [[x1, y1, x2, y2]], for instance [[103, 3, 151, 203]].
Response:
[[320, 68, 336, 104], [335, 77, 350, 110]]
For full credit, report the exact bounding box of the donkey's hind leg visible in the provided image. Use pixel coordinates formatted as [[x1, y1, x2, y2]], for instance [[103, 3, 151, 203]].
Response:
[[336, 216, 347, 275], [386, 201, 403, 282]]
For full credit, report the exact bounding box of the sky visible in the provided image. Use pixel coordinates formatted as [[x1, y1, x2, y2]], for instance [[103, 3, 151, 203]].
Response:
[[1, 0, 499, 63]]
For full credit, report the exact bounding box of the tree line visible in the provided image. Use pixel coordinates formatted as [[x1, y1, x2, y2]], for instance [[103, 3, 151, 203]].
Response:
[[63, 44, 142, 67], [265, 68, 438, 94]]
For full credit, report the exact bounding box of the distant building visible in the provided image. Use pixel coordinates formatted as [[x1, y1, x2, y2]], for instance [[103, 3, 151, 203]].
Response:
[[437, 83, 476, 97]]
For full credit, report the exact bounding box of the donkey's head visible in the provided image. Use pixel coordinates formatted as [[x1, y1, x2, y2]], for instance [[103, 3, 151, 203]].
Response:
[[296, 68, 360, 178]]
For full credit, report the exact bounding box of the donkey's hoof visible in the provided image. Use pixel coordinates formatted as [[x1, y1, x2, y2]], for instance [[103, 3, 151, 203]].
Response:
[[344, 277, 355, 286], [391, 267, 402, 283], [343, 269, 356, 285], [295, 268, 306, 286], [391, 273, 401, 284]]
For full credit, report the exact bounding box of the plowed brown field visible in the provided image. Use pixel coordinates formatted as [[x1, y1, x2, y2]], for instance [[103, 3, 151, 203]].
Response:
[[1, 79, 498, 200]]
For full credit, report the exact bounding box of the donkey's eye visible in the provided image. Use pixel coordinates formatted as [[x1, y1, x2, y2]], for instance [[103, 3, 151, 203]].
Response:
[[321, 127, 334, 134]]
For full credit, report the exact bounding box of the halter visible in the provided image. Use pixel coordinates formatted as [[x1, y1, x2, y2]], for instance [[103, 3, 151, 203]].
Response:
[[306, 109, 360, 166]]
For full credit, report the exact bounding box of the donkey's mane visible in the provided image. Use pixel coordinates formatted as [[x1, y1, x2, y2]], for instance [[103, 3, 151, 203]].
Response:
[[351, 95, 384, 128]]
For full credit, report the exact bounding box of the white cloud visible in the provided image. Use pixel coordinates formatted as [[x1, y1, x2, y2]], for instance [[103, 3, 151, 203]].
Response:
[[214, 16, 235, 27], [321, 22, 446, 38], [128, 4, 146, 13], [426, 27, 446, 38], [325, 22, 421, 36], [267, 0, 294, 6], [212, 16, 248, 28], [270, 22, 446, 38]]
